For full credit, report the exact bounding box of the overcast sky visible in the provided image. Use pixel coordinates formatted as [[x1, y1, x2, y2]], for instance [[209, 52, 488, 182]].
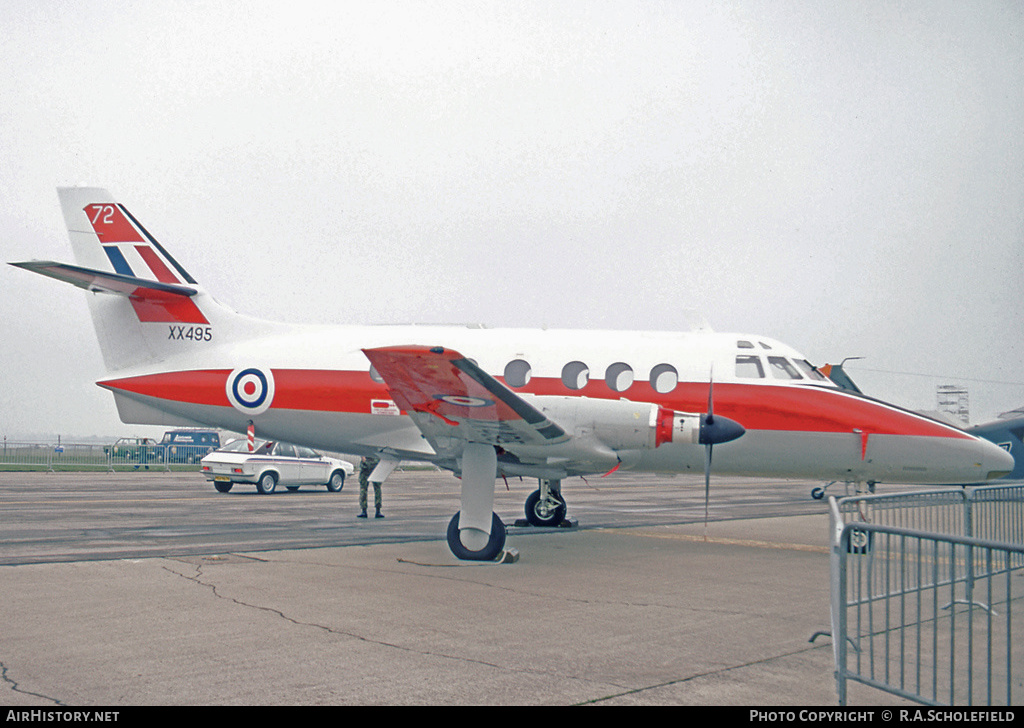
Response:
[[1, 0, 1022, 440]]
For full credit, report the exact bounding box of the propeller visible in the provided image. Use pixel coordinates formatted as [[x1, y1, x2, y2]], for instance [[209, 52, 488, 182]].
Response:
[[697, 373, 745, 538]]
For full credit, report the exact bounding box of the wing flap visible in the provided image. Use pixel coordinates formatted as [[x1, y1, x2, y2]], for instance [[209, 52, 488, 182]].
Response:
[[363, 345, 567, 448]]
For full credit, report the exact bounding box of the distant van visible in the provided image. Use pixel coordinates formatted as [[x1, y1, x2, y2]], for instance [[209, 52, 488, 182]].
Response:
[[161, 429, 221, 464]]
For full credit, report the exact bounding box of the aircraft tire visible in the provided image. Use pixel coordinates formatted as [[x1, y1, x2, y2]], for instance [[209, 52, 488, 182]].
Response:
[[326, 470, 345, 492], [446, 512, 506, 561], [811, 487, 825, 500], [256, 471, 278, 494], [524, 489, 566, 527], [214, 481, 233, 493]]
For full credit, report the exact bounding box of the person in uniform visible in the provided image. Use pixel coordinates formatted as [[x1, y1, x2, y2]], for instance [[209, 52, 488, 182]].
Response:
[[358, 455, 383, 518]]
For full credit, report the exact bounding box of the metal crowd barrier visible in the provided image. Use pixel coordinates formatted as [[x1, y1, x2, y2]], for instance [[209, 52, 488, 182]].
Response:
[[0, 440, 172, 471], [829, 484, 1024, 705]]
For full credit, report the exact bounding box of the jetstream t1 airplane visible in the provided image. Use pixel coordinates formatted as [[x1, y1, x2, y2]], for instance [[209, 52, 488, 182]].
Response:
[[11, 187, 1014, 560]]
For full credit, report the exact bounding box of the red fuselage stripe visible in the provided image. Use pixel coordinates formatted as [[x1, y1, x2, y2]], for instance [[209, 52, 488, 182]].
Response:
[[97, 369, 970, 439]]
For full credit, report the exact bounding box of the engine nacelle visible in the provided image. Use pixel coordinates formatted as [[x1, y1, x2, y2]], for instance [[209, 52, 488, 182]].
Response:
[[520, 394, 703, 452]]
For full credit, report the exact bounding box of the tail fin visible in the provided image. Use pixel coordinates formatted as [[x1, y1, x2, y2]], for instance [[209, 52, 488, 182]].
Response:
[[59, 187, 199, 287], [12, 187, 268, 372]]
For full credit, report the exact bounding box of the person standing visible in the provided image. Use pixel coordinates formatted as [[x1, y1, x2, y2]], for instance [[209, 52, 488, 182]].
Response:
[[358, 455, 383, 518]]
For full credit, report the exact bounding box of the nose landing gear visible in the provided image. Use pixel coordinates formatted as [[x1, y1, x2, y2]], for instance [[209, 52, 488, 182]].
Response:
[[524, 479, 567, 527], [811, 480, 877, 500]]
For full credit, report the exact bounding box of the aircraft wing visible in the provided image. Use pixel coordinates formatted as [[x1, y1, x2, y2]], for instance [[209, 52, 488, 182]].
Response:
[[363, 345, 569, 450]]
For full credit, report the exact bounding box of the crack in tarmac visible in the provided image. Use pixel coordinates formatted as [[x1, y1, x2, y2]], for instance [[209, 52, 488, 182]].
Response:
[[160, 551, 829, 703], [161, 557, 627, 694], [0, 661, 63, 706], [577, 640, 833, 705]]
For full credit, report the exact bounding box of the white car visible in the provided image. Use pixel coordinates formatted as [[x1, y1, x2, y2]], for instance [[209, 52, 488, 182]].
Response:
[[201, 439, 354, 494]]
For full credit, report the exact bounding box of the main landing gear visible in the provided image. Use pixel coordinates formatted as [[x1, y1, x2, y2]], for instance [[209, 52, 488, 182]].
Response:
[[446, 511, 506, 561], [443, 450, 569, 561], [445, 443, 507, 561]]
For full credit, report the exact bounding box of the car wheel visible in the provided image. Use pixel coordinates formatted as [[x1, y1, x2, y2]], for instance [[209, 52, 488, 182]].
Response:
[[326, 470, 345, 492], [256, 471, 278, 494]]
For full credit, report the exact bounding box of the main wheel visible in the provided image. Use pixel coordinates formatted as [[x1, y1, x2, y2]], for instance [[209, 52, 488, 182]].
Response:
[[446, 512, 506, 561], [256, 471, 278, 494], [524, 489, 566, 527], [326, 470, 345, 492]]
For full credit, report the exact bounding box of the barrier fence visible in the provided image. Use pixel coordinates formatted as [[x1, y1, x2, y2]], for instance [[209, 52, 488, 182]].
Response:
[[0, 438, 358, 472], [0, 440, 196, 471], [830, 484, 1024, 705]]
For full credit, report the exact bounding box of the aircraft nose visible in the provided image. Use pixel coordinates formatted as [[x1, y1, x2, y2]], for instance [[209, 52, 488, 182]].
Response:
[[977, 437, 1015, 481]]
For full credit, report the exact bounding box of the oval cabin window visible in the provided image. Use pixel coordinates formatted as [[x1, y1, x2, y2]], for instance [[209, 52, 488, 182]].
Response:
[[605, 362, 634, 392], [650, 363, 678, 394], [561, 361, 590, 390], [503, 359, 532, 388]]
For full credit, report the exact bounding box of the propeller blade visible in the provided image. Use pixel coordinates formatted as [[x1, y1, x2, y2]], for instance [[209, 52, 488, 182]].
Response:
[[698, 367, 745, 539], [703, 442, 712, 540]]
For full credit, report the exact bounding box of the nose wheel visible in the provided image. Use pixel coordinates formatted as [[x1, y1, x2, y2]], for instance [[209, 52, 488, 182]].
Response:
[[811, 480, 877, 499], [525, 487, 566, 527]]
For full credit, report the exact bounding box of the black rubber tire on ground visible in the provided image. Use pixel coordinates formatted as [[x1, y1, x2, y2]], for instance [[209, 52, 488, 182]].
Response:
[[446, 512, 506, 561], [524, 489, 566, 527]]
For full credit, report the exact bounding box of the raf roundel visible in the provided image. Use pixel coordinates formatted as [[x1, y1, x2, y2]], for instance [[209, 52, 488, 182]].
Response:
[[226, 367, 275, 416], [435, 394, 493, 408]]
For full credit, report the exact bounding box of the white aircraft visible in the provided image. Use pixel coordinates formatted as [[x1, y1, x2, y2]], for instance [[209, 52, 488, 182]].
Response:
[[11, 187, 1014, 560]]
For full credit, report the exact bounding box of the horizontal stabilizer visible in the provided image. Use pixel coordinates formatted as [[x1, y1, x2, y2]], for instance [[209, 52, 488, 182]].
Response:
[[10, 260, 208, 324], [10, 260, 197, 297]]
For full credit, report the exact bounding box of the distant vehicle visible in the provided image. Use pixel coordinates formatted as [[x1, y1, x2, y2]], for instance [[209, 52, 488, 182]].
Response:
[[107, 437, 161, 465], [161, 429, 221, 463], [201, 439, 354, 494]]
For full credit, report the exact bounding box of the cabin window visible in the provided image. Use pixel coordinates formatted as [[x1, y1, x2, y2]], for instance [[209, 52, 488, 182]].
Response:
[[735, 355, 765, 379], [503, 359, 532, 388], [605, 362, 634, 392], [650, 364, 678, 394], [561, 361, 590, 390], [768, 356, 803, 380], [369, 365, 384, 384], [796, 359, 828, 381]]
